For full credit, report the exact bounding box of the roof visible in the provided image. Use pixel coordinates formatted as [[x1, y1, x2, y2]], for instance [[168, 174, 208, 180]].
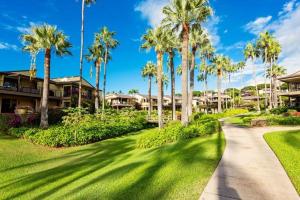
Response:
[[106, 94, 135, 99], [278, 71, 300, 83]]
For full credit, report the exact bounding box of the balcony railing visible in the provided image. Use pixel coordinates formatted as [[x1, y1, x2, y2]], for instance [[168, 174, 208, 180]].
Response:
[[0, 86, 62, 98]]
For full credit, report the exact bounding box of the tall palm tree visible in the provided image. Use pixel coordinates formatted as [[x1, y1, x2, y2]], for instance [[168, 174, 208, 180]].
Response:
[[257, 32, 281, 109], [85, 39, 104, 111], [267, 65, 286, 108], [141, 27, 167, 128], [79, 0, 96, 108], [229, 62, 245, 108], [211, 55, 230, 113], [199, 42, 214, 112], [164, 28, 179, 120], [188, 27, 209, 117], [22, 24, 72, 128], [97, 27, 119, 113], [244, 42, 261, 111], [163, 0, 212, 125], [141, 61, 157, 119]]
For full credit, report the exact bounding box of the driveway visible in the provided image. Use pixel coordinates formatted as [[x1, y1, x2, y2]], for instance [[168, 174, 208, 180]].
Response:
[[200, 123, 300, 200]]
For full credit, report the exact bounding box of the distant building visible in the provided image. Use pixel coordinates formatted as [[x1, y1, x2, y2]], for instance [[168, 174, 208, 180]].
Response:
[[0, 70, 97, 114], [278, 71, 300, 107]]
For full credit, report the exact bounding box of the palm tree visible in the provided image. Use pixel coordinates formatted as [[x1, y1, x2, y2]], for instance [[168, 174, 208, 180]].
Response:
[[244, 42, 260, 111], [141, 27, 167, 128], [189, 27, 209, 117], [267, 65, 286, 108], [211, 55, 230, 113], [199, 42, 214, 112], [97, 27, 119, 113], [163, 0, 212, 125], [128, 89, 139, 95], [142, 61, 157, 119], [22, 24, 72, 128], [164, 28, 179, 120], [257, 32, 282, 109], [229, 62, 245, 108], [85, 40, 104, 111], [79, 0, 96, 108]]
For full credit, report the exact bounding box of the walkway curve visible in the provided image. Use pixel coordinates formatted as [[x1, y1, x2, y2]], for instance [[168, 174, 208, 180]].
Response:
[[200, 123, 300, 200]]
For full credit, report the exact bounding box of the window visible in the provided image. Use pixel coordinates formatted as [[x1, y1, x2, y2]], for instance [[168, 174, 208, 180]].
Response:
[[1, 99, 17, 113], [64, 86, 71, 97]]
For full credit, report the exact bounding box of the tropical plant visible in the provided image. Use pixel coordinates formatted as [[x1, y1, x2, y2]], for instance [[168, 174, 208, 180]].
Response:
[[97, 27, 119, 113], [162, 0, 212, 125], [21, 24, 72, 128], [211, 55, 230, 113], [199, 42, 214, 112], [141, 27, 167, 128], [188, 27, 209, 117], [79, 0, 96, 108], [141, 61, 157, 119], [267, 65, 286, 108], [244, 42, 260, 111], [256, 31, 281, 109], [164, 27, 180, 120], [85, 37, 104, 111], [128, 89, 139, 95]]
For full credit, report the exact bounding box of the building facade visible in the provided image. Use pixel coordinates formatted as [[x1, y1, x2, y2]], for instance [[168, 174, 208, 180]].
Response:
[[279, 71, 300, 107], [0, 70, 97, 114]]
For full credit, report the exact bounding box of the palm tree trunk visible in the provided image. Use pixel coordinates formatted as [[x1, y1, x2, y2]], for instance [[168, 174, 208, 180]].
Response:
[[78, 0, 85, 108], [181, 24, 189, 126], [40, 48, 50, 129], [95, 60, 101, 111], [274, 76, 278, 108], [264, 49, 268, 110], [148, 76, 152, 120], [269, 58, 273, 109], [169, 51, 176, 120], [102, 47, 108, 114], [253, 60, 261, 112], [202, 58, 208, 114], [188, 48, 196, 118], [157, 52, 163, 128], [217, 71, 222, 113]]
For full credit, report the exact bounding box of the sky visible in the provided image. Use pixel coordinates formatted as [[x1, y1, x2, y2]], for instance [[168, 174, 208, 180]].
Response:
[[0, 0, 300, 95]]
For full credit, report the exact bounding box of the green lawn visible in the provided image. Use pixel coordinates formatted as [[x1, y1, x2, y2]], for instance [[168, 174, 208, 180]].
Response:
[[264, 130, 300, 194], [0, 130, 225, 200]]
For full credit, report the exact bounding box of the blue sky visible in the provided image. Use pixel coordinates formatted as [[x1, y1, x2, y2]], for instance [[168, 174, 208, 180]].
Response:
[[1, 0, 300, 95]]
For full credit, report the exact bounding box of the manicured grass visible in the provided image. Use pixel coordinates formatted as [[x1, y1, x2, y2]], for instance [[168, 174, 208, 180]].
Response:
[[0, 130, 225, 200], [264, 130, 300, 194]]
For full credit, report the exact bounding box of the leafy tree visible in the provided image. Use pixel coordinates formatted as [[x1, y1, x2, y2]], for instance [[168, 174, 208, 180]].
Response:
[[244, 42, 260, 111], [86, 37, 105, 111], [163, 0, 212, 125], [141, 61, 157, 119], [141, 27, 167, 128], [128, 89, 139, 95], [22, 24, 72, 128], [267, 65, 286, 107], [79, 0, 96, 108], [97, 27, 119, 113]]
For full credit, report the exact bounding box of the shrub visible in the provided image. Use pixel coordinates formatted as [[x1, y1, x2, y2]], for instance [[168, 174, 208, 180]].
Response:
[[270, 106, 288, 115], [8, 115, 22, 128], [137, 115, 221, 149], [10, 109, 150, 147], [0, 115, 10, 132], [8, 127, 30, 137]]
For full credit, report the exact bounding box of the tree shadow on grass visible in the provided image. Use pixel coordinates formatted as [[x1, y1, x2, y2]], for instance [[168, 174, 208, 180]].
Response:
[[283, 131, 300, 149], [0, 132, 225, 200]]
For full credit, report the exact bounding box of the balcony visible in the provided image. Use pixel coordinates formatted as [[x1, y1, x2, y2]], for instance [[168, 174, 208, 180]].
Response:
[[0, 86, 62, 98]]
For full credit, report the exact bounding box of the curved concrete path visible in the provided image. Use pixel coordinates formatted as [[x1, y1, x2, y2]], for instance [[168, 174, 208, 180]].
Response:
[[200, 123, 300, 200]]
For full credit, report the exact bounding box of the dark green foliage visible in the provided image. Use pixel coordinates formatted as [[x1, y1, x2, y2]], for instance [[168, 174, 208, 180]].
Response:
[[0, 115, 10, 132], [8, 109, 150, 147], [270, 106, 288, 115], [137, 114, 221, 149]]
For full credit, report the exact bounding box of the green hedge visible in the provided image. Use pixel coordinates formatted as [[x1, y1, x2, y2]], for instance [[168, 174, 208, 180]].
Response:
[[8, 109, 151, 147], [136, 115, 221, 149]]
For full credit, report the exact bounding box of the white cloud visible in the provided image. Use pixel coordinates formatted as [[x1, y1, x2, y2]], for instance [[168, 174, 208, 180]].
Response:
[[243, 0, 300, 74], [223, 41, 246, 52], [16, 22, 41, 33], [135, 0, 169, 28], [244, 16, 272, 34], [0, 42, 18, 51], [203, 15, 221, 48]]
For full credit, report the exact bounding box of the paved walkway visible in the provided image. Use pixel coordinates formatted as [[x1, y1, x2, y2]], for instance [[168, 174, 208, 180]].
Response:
[[200, 123, 300, 200]]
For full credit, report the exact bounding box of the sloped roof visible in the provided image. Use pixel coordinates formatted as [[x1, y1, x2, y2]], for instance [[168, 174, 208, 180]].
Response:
[[278, 71, 300, 83]]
